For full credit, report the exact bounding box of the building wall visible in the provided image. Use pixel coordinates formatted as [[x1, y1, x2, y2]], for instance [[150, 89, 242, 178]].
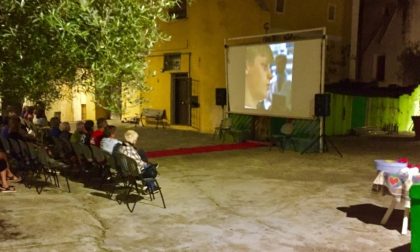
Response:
[[125, 0, 353, 133], [125, 0, 270, 133], [46, 0, 354, 133], [46, 85, 97, 124], [407, 0, 420, 42], [358, 0, 414, 86], [268, 0, 352, 84]]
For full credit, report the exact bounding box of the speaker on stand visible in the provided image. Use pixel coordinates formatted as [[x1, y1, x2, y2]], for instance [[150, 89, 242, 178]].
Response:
[[215, 88, 227, 107], [215, 88, 227, 117], [301, 93, 342, 157]]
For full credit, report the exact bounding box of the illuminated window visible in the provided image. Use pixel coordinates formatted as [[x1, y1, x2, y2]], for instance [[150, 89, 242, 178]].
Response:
[[328, 4, 336, 21], [275, 0, 285, 13], [169, 0, 187, 19]]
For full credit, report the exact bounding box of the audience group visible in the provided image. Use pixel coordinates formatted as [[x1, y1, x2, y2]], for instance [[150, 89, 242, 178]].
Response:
[[0, 104, 158, 193]]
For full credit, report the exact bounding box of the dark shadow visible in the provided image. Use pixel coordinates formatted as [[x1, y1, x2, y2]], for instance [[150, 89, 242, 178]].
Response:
[[89, 191, 113, 200], [115, 193, 144, 213], [391, 243, 410, 252], [24, 178, 61, 195], [337, 203, 410, 232], [0, 219, 28, 240], [115, 193, 144, 204]]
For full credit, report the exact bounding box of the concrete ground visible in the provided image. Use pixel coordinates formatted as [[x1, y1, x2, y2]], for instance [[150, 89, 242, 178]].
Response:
[[0, 122, 415, 251]]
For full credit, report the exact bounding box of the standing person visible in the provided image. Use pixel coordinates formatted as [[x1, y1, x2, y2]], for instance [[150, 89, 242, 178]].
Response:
[[244, 44, 274, 110], [90, 118, 107, 146]]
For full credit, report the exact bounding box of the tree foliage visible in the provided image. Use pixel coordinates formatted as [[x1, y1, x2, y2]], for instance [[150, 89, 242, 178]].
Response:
[[0, 0, 180, 112]]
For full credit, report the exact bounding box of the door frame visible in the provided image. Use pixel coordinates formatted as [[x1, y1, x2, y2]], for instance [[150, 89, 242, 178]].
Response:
[[171, 72, 191, 125]]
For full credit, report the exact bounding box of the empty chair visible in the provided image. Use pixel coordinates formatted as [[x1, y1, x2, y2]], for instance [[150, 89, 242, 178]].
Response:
[[270, 121, 297, 152], [36, 146, 71, 193], [214, 118, 233, 142]]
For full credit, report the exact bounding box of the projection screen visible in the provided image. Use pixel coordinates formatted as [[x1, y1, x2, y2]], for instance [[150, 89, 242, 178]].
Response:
[[226, 38, 323, 119]]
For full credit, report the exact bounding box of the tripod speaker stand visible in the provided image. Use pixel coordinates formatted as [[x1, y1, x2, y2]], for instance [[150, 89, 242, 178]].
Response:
[[301, 93, 343, 157]]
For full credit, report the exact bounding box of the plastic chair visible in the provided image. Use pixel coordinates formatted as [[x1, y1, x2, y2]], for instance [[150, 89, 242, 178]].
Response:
[[270, 122, 297, 152], [214, 118, 233, 142]]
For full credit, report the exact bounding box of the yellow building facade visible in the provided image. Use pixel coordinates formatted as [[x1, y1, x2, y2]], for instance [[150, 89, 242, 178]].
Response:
[[47, 0, 352, 133], [126, 0, 352, 133], [124, 0, 271, 133]]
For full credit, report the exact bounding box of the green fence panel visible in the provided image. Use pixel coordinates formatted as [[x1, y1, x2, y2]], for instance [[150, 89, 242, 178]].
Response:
[[230, 114, 253, 131], [351, 96, 367, 129], [326, 93, 353, 135]]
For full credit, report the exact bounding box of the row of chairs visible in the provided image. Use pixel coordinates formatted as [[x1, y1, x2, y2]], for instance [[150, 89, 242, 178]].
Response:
[[0, 130, 166, 212], [0, 136, 71, 194], [49, 136, 166, 212]]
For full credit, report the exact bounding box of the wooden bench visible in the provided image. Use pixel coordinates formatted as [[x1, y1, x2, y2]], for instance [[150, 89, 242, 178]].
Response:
[[140, 108, 167, 128]]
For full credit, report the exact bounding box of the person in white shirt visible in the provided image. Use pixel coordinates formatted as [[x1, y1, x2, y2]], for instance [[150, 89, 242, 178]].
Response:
[[100, 125, 122, 154]]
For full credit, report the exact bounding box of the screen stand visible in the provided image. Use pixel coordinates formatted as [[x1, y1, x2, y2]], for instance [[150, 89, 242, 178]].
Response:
[[220, 105, 225, 119], [300, 116, 343, 157]]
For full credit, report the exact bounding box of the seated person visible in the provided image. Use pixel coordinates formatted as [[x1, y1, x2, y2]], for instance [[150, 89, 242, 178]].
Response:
[[118, 130, 158, 189], [59, 122, 72, 141], [100, 125, 122, 154], [58, 122, 74, 158], [48, 117, 61, 138], [0, 150, 20, 192], [90, 118, 108, 146], [83, 120, 94, 145], [22, 106, 36, 136], [33, 104, 48, 127], [7, 115, 36, 142], [70, 121, 87, 144]]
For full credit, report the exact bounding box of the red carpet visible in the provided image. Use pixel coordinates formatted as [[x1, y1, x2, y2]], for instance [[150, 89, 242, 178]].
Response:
[[147, 141, 265, 158]]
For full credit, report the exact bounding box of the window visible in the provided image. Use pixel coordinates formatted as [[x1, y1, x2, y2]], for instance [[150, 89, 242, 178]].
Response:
[[168, 0, 187, 19], [81, 104, 86, 120], [275, 0, 285, 13], [327, 4, 336, 21], [376, 55, 386, 81], [163, 53, 181, 71]]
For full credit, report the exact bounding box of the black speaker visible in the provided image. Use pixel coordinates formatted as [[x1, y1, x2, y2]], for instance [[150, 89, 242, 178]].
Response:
[[315, 93, 330, 117], [215, 88, 226, 106]]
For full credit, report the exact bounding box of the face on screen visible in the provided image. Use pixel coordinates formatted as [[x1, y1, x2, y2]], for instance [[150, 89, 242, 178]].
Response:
[[245, 55, 272, 109]]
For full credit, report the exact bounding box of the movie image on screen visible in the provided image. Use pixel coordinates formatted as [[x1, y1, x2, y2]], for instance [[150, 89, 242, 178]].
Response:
[[227, 38, 322, 119], [243, 43, 295, 111]]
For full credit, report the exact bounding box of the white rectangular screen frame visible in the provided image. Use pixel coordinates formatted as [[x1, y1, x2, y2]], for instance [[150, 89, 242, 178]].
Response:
[[225, 32, 325, 119]]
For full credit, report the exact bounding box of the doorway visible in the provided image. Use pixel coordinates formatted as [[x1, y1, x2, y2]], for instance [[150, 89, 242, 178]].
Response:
[[171, 73, 191, 125]]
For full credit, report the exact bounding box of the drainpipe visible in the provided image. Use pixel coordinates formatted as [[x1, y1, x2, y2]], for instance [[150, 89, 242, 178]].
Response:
[[350, 0, 360, 80]]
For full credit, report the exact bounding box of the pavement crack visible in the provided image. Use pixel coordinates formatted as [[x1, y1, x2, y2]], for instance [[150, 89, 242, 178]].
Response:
[[78, 194, 112, 252]]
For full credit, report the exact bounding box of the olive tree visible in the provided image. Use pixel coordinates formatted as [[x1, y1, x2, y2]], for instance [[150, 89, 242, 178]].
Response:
[[0, 0, 180, 112]]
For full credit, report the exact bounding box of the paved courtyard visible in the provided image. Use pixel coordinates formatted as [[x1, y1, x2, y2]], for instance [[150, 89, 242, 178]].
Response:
[[0, 123, 415, 251]]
